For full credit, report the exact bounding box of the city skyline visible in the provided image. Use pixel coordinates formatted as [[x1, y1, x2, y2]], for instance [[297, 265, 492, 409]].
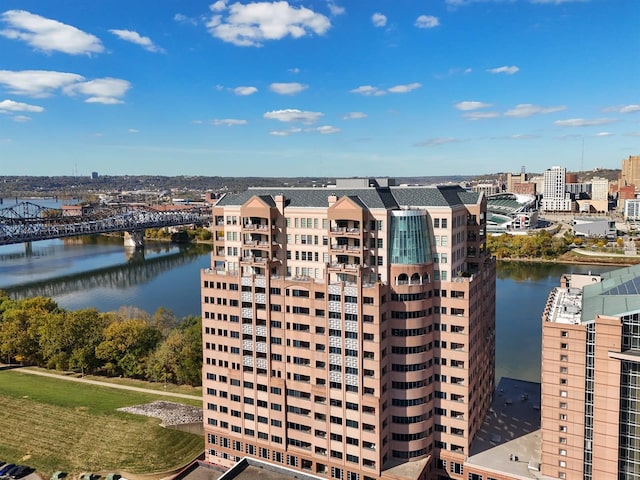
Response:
[[1, 0, 638, 177]]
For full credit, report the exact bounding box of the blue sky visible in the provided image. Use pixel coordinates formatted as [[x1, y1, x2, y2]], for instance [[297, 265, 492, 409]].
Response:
[[0, 0, 638, 178]]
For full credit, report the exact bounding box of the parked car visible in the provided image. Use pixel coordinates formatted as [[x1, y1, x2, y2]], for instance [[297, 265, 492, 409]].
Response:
[[10, 465, 33, 479], [3, 465, 22, 478], [0, 464, 15, 476]]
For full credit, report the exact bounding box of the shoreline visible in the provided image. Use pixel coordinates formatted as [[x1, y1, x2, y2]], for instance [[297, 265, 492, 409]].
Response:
[[495, 255, 640, 267]]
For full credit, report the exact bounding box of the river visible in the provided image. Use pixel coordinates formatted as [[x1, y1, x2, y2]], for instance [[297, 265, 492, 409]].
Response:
[[0, 198, 617, 383]]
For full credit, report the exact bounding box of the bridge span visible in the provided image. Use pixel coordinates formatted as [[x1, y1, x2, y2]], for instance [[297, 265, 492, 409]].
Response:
[[0, 202, 212, 247]]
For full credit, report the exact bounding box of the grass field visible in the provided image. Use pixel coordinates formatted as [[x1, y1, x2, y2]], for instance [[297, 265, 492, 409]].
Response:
[[0, 369, 203, 477], [25, 366, 203, 398]]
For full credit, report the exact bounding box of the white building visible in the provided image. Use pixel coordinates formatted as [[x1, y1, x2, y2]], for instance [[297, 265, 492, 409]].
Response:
[[591, 177, 609, 201], [541, 166, 572, 212], [624, 198, 640, 223]]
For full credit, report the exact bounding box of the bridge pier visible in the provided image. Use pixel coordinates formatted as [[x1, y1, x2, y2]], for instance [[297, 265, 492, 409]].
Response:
[[24, 241, 32, 256], [124, 230, 145, 249]]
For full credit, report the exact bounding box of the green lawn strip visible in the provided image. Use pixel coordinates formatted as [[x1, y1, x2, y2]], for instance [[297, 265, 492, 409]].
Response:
[[0, 370, 203, 476], [24, 366, 203, 397]]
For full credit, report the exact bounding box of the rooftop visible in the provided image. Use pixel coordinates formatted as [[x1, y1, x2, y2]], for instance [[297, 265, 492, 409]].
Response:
[[581, 263, 640, 321], [543, 265, 640, 326], [215, 184, 480, 210], [544, 287, 583, 325], [466, 377, 542, 480]]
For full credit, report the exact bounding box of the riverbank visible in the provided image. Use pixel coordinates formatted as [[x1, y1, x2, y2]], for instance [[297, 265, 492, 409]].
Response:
[[494, 251, 640, 267]]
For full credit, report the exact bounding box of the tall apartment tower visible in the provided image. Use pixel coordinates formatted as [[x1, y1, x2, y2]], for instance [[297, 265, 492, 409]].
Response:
[[542, 166, 572, 212], [201, 179, 496, 480], [620, 155, 640, 188], [541, 266, 640, 479]]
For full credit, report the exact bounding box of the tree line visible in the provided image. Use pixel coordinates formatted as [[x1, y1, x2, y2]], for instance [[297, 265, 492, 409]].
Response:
[[0, 293, 202, 386], [487, 231, 570, 260]]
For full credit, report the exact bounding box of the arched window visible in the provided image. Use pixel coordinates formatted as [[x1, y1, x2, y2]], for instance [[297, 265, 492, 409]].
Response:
[[397, 273, 409, 285], [411, 273, 421, 285]]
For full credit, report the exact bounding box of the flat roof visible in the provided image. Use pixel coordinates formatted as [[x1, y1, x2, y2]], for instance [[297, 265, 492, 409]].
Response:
[[466, 377, 542, 480], [544, 287, 583, 325], [173, 461, 225, 480]]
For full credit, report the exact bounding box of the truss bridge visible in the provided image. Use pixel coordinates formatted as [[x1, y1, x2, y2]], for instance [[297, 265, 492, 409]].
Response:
[[0, 202, 212, 246]]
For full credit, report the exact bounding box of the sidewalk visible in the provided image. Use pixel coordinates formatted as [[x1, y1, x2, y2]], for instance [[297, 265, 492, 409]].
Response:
[[12, 367, 202, 401]]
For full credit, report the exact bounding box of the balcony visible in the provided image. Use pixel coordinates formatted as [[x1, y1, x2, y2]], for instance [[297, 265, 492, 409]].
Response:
[[241, 256, 269, 265], [328, 263, 361, 272]]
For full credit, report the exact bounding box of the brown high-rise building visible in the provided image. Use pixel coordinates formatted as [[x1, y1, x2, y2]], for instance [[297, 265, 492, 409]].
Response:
[[621, 155, 640, 188], [201, 179, 496, 480]]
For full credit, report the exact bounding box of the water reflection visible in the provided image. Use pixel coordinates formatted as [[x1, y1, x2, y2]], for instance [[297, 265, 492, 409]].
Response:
[[6, 243, 211, 300], [495, 261, 615, 383]]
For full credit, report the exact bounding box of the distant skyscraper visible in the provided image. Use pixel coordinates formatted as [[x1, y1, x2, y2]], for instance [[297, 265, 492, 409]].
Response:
[[201, 179, 496, 480], [620, 155, 640, 189], [542, 166, 572, 212]]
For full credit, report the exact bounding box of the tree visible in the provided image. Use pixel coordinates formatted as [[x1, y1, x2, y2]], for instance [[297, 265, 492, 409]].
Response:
[[38, 308, 108, 371], [96, 318, 162, 377], [0, 296, 58, 364], [146, 316, 202, 386]]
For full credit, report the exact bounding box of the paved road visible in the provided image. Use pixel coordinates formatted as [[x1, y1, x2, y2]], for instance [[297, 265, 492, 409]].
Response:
[[12, 367, 202, 401], [572, 248, 637, 258]]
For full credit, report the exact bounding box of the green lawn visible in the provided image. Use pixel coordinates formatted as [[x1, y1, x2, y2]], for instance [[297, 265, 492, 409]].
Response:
[[0, 370, 204, 476], [24, 366, 202, 400]]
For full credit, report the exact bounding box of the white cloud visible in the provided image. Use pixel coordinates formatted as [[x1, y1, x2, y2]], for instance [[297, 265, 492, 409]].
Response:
[[487, 65, 519, 75], [509, 134, 540, 140], [416, 137, 459, 146], [594, 132, 612, 137], [0, 99, 44, 113], [554, 118, 616, 127], [288, 67, 300, 74], [264, 108, 323, 123], [211, 118, 248, 126], [350, 85, 385, 96], [327, 2, 345, 16], [0, 10, 103, 55], [128, 128, 140, 133], [604, 104, 640, 114], [388, 82, 421, 93], [211, 1, 228, 12], [372, 13, 387, 27], [269, 82, 308, 95], [504, 103, 566, 117], [270, 127, 302, 136], [63, 77, 131, 104], [206, 1, 331, 47], [343, 112, 367, 120], [0, 70, 83, 97], [233, 86, 258, 96], [12, 114, 31, 122], [174, 13, 198, 25], [316, 125, 340, 134], [109, 29, 164, 53], [415, 15, 439, 29], [455, 101, 492, 111], [191, 120, 204, 124], [463, 112, 500, 120], [351, 83, 421, 95]]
